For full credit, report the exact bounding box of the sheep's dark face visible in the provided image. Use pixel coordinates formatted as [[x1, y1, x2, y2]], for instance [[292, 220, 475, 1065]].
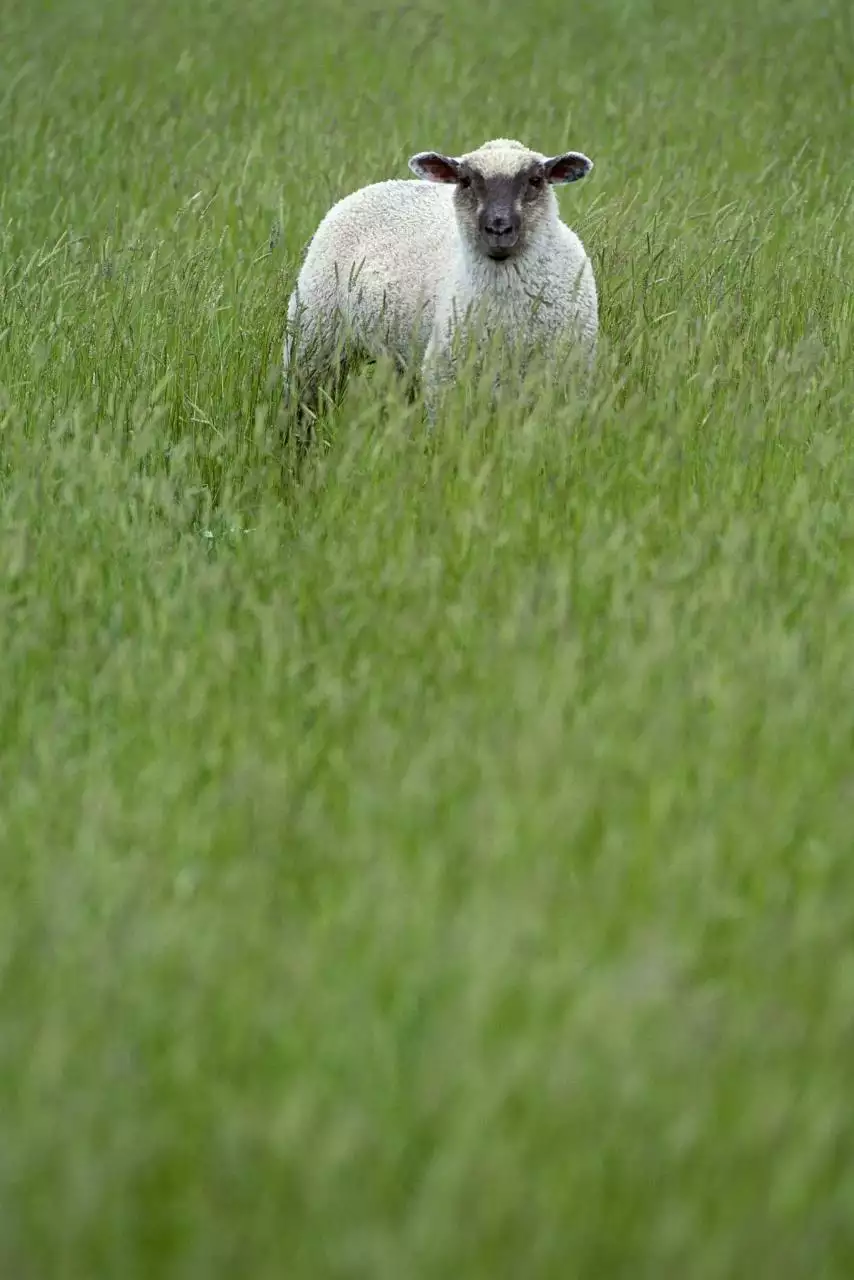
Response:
[[456, 158, 546, 260], [408, 142, 593, 262]]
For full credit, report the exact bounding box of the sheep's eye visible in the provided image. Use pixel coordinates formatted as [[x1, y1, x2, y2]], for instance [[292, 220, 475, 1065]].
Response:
[[458, 175, 472, 190], [529, 174, 544, 189]]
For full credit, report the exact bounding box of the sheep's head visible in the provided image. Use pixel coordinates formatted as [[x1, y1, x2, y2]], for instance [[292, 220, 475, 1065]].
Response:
[[408, 138, 593, 261]]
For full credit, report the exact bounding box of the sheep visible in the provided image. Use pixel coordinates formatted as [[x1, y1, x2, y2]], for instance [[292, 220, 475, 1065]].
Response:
[[282, 137, 597, 420]]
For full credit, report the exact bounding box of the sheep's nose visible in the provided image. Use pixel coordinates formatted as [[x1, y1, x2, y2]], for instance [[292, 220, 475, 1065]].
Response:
[[481, 210, 520, 258], [484, 215, 514, 236]]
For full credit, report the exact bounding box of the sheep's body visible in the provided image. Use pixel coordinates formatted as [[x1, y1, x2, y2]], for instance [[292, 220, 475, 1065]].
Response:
[[284, 180, 451, 390], [424, 214, 597, 396], [283, 139, 598, 414]]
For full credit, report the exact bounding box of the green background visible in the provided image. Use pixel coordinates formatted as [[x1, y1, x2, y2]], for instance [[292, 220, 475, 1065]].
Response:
[[1, 0, 853, 1273]]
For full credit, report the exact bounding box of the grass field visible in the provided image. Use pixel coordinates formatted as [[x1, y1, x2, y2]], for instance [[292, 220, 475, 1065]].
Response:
[[2, 0, 854, 1272]]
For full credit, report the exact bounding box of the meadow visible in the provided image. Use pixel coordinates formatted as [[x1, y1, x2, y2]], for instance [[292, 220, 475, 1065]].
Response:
[[1, 0, 854, 1272]]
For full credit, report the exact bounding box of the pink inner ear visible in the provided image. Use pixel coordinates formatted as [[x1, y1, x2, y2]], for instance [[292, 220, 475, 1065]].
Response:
[[546, 153, 591, 183], [416, 154, 460, 183]]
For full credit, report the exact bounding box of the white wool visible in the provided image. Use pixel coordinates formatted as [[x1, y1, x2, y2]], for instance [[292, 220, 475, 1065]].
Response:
[[283, 138, 598, 414]]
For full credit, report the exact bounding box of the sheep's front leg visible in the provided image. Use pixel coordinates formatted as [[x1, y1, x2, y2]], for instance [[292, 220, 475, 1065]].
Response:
[[421, 332, 458, 427]]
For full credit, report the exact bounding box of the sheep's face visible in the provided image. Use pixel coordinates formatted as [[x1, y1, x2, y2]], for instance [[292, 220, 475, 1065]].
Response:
[[409, 140, 593, 262]]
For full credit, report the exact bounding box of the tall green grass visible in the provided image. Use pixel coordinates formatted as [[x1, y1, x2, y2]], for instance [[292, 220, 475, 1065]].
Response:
[[2, 0, 854, 1273]]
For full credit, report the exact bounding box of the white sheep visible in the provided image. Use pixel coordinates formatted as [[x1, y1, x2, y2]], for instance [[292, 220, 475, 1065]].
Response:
[[283, 137, 597, 418]]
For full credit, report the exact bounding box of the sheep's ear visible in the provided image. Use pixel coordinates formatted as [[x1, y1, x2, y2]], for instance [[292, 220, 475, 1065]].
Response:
[[544, 152, 593, 184], [408, 152, 462, 183]]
